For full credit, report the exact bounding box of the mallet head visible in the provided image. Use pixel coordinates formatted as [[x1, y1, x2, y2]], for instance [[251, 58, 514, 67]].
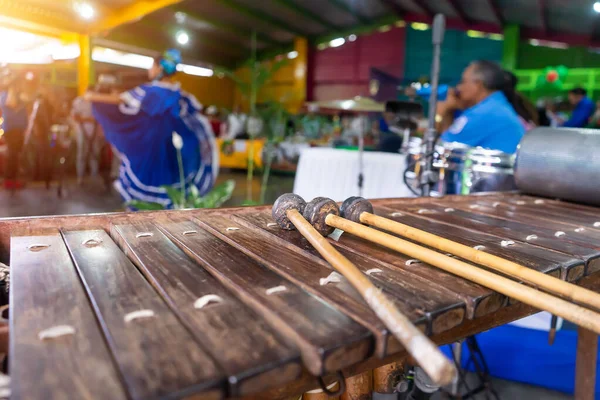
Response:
[[272, 193, 306, 230], [303, 197, 340, 236], [340, 196, 373, 223]]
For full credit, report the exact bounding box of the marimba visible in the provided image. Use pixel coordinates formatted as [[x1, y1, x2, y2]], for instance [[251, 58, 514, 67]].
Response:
[[4, 193, 600, 399]]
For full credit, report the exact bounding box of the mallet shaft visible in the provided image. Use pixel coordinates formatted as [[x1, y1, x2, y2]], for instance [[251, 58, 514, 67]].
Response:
[[361, 211, 600, 311], [326, 214, 600, 335], [286, 209, 456, 387]]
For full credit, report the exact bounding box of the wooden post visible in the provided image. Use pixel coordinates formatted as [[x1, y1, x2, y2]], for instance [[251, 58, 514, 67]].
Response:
[[77, 34, 91, 96], [342, 370, 372, 400], [575, 327, 598, 400], [502, 24, 519, 71], [291, 37, 308, 114], [373, 361, 404, 394]]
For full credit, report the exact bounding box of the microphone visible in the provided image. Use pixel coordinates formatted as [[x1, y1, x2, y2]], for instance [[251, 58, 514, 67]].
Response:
[[432, 14, 446, 45], [420, 14, 446, 197]]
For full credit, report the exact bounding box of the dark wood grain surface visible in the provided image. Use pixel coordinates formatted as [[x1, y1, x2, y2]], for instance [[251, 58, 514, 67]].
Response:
[[384, 202, 595, 280], [330, 230, 504, 320], [376, 205, 585, 282], [157, 217, 373, 377], [451, 199, 600, 235], [435, 201, 600, 255], [478, 199, 600, 230], [190, 211, 410, 359], [511, 197, 600, 218], [61, 229, 224, 400], [111, 221, 302, 397], [234, 210, 467, 335], [6, 194, 600, 399], [9, 229, 128, 400]]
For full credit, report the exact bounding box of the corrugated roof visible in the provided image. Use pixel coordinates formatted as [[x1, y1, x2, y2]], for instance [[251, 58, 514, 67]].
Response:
[[2, 0, 599, 68]]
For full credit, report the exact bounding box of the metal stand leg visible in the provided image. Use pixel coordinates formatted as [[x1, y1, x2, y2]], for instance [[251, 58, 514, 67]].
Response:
[[575, 327, 598, 400], [444, 336, 499, 400]]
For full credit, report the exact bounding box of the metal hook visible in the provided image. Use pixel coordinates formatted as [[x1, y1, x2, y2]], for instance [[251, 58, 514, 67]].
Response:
[[318, 371, 346, 397]]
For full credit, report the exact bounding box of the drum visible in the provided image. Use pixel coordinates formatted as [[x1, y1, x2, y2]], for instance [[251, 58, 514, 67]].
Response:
[[432, 142, 470, 195], [432, 143, 515, 195]]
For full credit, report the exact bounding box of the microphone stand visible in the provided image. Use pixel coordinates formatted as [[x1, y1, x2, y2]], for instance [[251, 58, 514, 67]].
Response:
[[420, 14, 446, 197]]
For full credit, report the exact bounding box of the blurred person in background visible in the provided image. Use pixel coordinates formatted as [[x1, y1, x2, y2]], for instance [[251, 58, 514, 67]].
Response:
[[27, 86, 54, 188], [436, 60, 524, 154], [206, 106, 223, 137], [545, 99, 568, 128], [0, 69, 32, 190], [85, 49, 218, 209], [502, 70, 538, 131], [226, 105, 247, 140], [71, 84, 105, 186], [586, 100, 600, 129], [562, 87, 595, 128], [300, 104, 323, 139]]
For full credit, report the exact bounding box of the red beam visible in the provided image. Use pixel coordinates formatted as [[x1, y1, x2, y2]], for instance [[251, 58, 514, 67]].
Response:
[[487, 0, 505, 26], [446, 0, 471, 24], [538, 0, 548, 35]]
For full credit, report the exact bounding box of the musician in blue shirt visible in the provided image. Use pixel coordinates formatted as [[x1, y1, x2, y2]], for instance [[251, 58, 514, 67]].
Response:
[[563, 87, 595, 128], [86, 49, 218, 209], [437, 60, 525, 154]]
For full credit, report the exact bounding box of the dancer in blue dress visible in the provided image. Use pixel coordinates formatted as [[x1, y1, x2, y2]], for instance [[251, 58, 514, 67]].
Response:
[[86, 49, 218, 208]]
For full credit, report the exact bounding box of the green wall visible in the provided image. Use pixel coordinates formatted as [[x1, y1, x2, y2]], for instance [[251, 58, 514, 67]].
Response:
[[517, 43, 600, 69]]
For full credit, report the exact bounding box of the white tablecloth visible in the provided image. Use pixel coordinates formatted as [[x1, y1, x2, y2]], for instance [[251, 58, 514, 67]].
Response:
[[293, 148, 415, 202]]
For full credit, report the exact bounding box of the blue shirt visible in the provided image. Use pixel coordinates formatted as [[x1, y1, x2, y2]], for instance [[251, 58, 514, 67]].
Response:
[[0, 92, 28, 132], [563, 97, 595, 128], [441, 91, 525, 154]]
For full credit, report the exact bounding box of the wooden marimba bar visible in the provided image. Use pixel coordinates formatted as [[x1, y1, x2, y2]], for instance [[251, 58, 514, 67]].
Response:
[[3, 193, 600, 399]]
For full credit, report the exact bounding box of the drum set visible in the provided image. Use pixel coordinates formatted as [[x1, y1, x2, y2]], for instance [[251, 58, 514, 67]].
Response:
[[405, 139, 516, 196]]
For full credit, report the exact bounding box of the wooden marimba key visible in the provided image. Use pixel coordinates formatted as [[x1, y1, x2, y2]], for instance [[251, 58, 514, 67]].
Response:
[[4, 192, 600, 399]]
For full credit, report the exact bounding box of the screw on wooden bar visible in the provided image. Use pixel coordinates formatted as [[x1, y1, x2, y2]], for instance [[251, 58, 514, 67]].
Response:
[[27, 244, 50, 252], [135, 232, 153, 238], [194, 295, 223, 309], [124, 309, 155, 323], [365, 268, 382, 276], [319, 271, 342, 286], [265, 286, 287, 295], [38, 325, 75, 340], [82, 238, 102, 247]]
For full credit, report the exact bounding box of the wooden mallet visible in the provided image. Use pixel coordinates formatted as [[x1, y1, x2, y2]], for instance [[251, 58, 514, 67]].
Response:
[[341, 196, 600, 311], [302, 196, 600, 335], [272, 194, 457, 387]]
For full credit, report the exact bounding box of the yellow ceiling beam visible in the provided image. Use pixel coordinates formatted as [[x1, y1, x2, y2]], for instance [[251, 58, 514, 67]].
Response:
[[89, 0, 185, 33], [0, 12, 77, 39]]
